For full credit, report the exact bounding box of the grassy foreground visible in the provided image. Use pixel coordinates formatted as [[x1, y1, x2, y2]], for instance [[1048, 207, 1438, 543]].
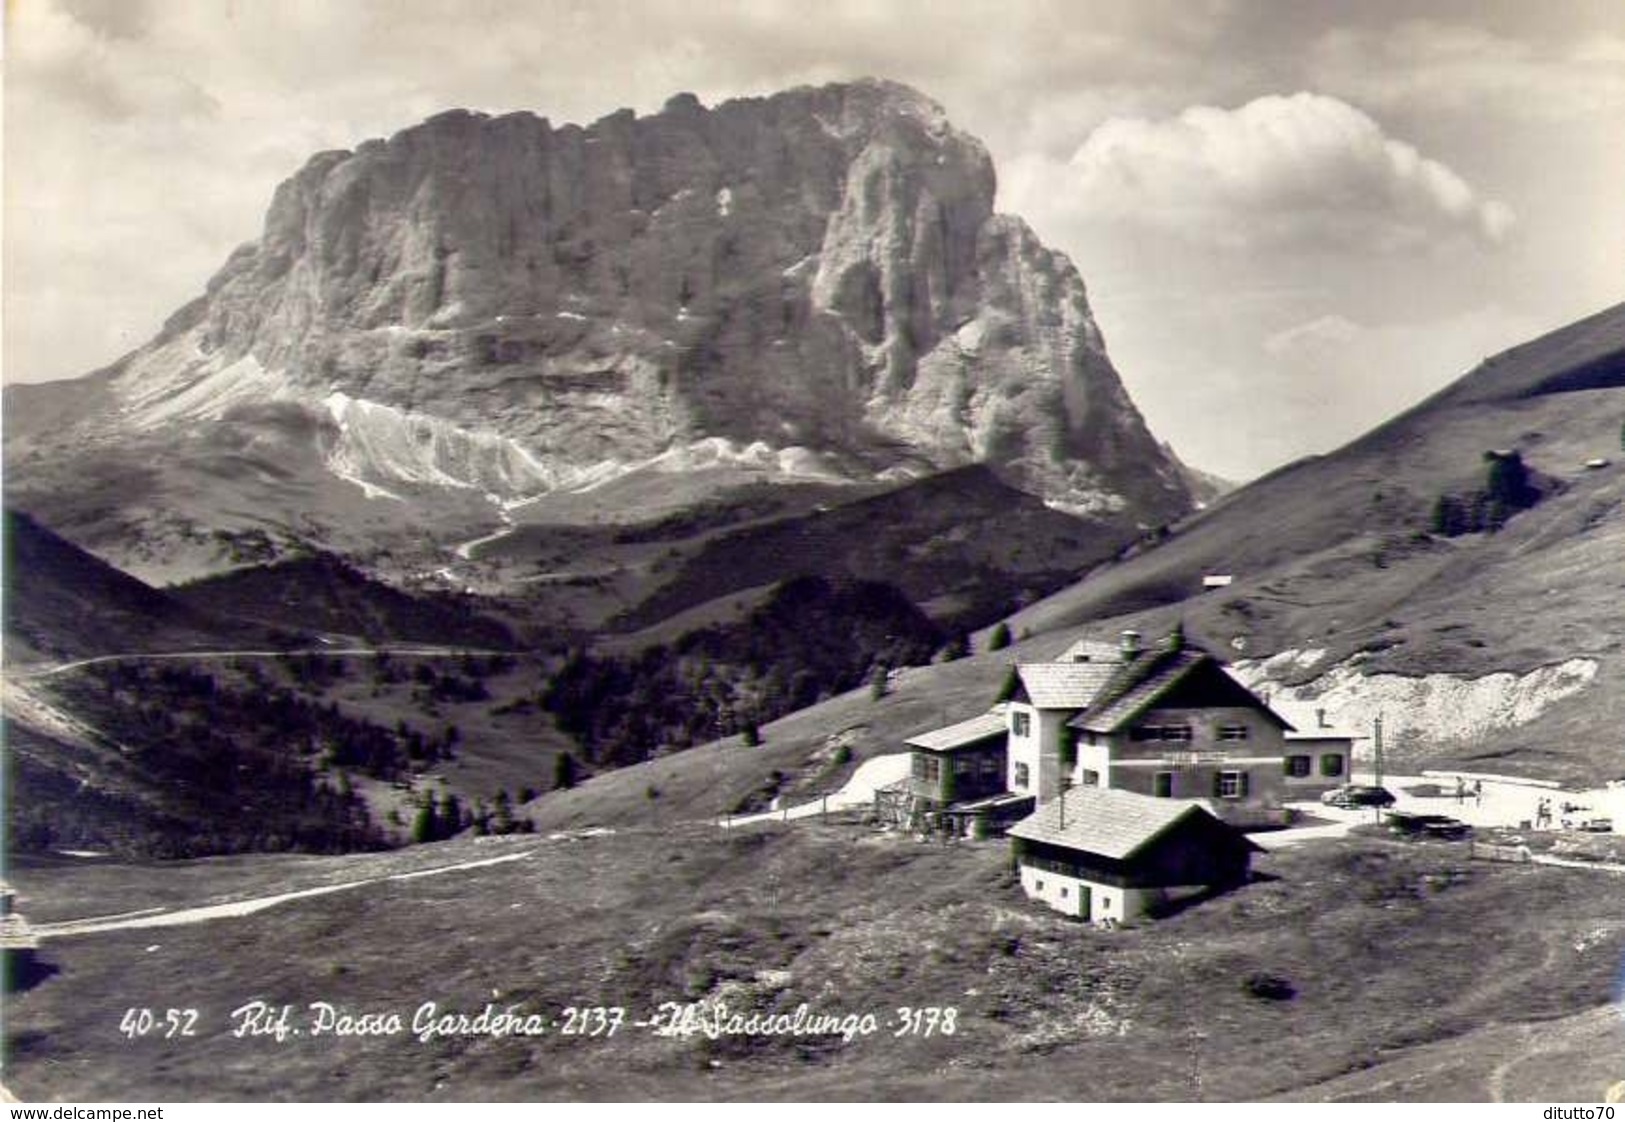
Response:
[[5, 825, 1623, 1102]]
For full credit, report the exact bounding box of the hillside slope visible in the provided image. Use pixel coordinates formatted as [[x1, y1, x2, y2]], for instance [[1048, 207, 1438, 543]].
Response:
[[5, 826, 1620, 1101], [1, 509, 283, 663], [996, 301, 1625, 782], [171, 552, 517, 648]]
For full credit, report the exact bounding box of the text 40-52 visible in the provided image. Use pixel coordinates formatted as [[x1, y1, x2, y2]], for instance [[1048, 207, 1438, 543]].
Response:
[[119, 1007, 200, 1040]]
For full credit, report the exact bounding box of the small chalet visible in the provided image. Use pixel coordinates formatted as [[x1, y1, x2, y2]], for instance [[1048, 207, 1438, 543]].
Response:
[[1, 881, 39, 988], [1005, 628, 1305, 827], [1272, 702, 1358, 795], [882, 708, 1034, 837], [1008, 786, 1260, 924]]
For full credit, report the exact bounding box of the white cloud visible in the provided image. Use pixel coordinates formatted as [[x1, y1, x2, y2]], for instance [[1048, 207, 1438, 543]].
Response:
[[1061, 92, 1514, 251]]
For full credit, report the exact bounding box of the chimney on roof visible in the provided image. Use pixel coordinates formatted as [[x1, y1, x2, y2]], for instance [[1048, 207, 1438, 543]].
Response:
[[1120, 630, 1142, 658], [1317, 707, 1329, 729], [1161, 622, 1186, 654]]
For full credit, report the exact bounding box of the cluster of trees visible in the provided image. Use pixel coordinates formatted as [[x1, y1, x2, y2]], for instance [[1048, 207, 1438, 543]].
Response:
[[542, 576, 942, 767], [407, 787, 536, 843], [1430, 450, 1543, 537], [29, 664, 397, 857], [280, 653, 350, 690], [94, 663, 457, 782]]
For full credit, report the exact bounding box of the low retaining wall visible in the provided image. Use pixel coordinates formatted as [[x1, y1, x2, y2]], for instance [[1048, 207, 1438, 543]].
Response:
[[1470, 841, 1532, 864]]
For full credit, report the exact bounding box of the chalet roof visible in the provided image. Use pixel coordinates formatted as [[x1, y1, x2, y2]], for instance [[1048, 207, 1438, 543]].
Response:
[[1008, 786, 1229, 860], [1070, 648, 1209, 733], [905, 709, 1008, 753], [1016, 661, 1118, 709], [1063, 645, 1294, 735], [1057, 638, 1126, 665]]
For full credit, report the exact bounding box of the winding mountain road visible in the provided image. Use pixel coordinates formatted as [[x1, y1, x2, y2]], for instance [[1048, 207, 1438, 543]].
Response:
[[7, 645, 517, 681], [31, 848, 541, 939]]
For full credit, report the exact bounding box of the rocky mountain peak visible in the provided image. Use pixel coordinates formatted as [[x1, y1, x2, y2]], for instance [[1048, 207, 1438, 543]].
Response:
[[45, 79, 1193, 524]]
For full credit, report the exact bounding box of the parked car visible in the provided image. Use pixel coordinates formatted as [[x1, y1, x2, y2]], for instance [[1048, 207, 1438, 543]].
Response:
[[1385, 810, 1472, 840], [1321, 784, 1397, 809]]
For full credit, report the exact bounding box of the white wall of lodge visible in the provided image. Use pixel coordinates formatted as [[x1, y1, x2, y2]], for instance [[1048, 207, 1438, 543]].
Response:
[[1067, 704, 1327, 819], [1281, 736, 1351, 793], [1006, 703, 1067, 802], [1017, 864, 1206, 924]]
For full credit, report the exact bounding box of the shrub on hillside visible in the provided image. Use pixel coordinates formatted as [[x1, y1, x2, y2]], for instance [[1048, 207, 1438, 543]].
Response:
[[987, 622, 1012, 651], [1430, 450, 1546, 537]]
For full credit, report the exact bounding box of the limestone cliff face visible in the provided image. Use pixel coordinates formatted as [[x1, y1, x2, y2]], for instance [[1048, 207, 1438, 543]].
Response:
[[95, 79, 1191, 520]]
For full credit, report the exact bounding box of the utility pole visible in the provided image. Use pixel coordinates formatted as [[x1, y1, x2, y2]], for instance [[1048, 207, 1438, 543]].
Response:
[[1373, 713, 1385, 788]]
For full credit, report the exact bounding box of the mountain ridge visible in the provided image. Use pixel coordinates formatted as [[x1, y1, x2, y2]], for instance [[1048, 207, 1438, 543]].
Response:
[[6, 79, 1191, 570]]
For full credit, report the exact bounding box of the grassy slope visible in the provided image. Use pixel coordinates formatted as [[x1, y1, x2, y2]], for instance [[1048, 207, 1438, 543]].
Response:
[[611, 464, 1123, 634], [171, 553, 518, 649], [4, 409, 501, 586], [476, 465, 1123, 640], [5, 828, 1622, 1101]]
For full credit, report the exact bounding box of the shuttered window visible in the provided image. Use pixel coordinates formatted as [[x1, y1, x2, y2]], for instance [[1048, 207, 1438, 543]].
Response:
[[1216, 770, 1249, 799]]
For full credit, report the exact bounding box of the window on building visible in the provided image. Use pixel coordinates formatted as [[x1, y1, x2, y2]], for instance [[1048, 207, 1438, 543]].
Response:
[[913, 755, 941, 783], [1014, 762, 1030, 789], [1154, 771, 1173, 798], [1320, 753, 1346, 778], [1284, 755, 1312, 778], [1011, 712, 1032, 737], [1130, 724, 1194, 743], [1217, 770, 1248, 799], [1060, 886, 1068, 899], [1219, 724, 1249, 741], [1082, 769, 1101, 787], [980, 755, 1001, 776], [954, 756, 975, 775], [1059, 731, 1078, 769]]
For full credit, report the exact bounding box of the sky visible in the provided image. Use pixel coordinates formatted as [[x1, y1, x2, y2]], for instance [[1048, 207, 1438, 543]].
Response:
[[4, 0, 1623, 480]]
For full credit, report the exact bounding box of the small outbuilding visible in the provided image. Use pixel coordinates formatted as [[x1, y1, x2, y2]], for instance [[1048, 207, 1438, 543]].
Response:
[[885, 707, 1033, 836], [1, 880, 40, 987], [1273, 703, 1358, 799], [1008, 786, 1260, 924]]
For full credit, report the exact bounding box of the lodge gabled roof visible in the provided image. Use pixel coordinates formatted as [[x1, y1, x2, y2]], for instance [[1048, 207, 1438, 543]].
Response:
[[1071, 647, 1210, 733], [1008, 786, 1255, 860], [1014, 661, 1119, 709], [1068, 646, 1295, 736], [1011, 630, 1292, 734]]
